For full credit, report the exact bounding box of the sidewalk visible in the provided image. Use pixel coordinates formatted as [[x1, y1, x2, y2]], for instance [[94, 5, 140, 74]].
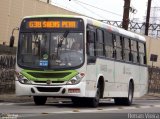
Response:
[[0, 94, 32, 103], [138, 93, 160, 100]]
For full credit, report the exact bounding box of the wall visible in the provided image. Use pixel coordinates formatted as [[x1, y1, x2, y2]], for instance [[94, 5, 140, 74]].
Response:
[[146, 36, 160, 67], [0, 45, 16, 94], [0, 0, 80, 46]]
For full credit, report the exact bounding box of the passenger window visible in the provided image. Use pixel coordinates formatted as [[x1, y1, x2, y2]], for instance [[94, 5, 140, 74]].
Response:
[[124, 38, 131, 61], [87, 31, 95, 43], [96, 29, 104, 57], [87, 30, 95, 56], [131, 40, 138, 63], [105, 31, 113, 46], [139, 42, 146, 64], [116, 35, 123, 60], [104, 32, 114, 58], [96, 29, 103, 43]]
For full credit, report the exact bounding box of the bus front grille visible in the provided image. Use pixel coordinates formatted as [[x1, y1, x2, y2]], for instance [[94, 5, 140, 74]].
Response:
[[34, 81, 65, 83], [28, 72, 71, 78], [36, 87, 61, 92]]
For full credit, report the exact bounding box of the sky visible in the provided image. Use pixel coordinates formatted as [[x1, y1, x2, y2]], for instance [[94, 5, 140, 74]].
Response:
[[51, 0, 160, 22]]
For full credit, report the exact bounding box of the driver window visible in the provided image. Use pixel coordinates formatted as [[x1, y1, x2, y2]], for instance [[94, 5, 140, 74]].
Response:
[[71, 41, 82, 51], [50, 33, 83, 67]]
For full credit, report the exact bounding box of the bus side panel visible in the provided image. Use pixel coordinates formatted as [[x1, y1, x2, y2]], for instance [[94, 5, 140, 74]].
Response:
[[85, 58, 115, 98], [112, 61, 127, 97], [139, 66, 148, 97], [95, 58, 115, 97], [85, 64, 97, 97], [113, 62, 140, 98]]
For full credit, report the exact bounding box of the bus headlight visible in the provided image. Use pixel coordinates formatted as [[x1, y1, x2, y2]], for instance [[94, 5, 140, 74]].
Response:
[[18, 77, 31, 84], [67, 73, 85, 85], [15, 72, 31, 84]]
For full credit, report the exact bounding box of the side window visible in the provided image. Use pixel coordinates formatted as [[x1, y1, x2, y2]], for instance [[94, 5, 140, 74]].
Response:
[[87, 30, 95, 56], [96, 29, 104, 57], [115, 35, 123, 60], [124, 38, 131, 61], [131, 40, 138, 63], [139, 42, 146, 64], [104, 31, 114, 58]]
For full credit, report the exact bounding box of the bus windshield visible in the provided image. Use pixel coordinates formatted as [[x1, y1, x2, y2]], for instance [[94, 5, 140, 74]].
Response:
[[17, 32, 84, 69]]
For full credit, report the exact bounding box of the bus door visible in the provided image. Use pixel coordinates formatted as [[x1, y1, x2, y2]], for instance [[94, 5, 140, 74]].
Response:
[[85, 29, 97, 97]]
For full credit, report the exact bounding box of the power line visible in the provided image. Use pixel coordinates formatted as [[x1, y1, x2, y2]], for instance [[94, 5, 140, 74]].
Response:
[[51, 0, 115, 20], [70, 0, 123, 17], [73, 0, 107, 20], [50, 1, 81, 15], [51, 0, 106, 20]]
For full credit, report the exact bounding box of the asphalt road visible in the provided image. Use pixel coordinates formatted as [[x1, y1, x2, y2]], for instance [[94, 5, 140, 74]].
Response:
[[0, 98, 160, 119]]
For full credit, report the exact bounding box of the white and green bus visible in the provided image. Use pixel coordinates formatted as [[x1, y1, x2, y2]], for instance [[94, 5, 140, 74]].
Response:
[[15, 15, 148, 107]]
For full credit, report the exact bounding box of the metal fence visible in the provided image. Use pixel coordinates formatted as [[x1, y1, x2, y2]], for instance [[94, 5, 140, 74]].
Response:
[[148, 66, 160, 93], [0, 55, 16, 94]]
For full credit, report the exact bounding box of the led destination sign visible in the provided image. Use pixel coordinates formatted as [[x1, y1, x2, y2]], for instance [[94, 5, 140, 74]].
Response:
[[28, 21, 78, 29]]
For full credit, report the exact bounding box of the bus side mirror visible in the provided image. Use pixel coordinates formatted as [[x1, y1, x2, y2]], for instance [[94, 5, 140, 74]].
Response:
[[9, 35, 15, 47]]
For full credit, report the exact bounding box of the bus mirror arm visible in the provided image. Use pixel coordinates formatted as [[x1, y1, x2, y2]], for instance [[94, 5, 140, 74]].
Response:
[[9, 35, 15, 47], [9, 27, 19, 47], [87, 56, 96, 64]]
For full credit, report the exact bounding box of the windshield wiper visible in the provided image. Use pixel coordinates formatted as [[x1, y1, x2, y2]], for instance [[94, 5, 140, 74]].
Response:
[[56, 30, 69, 59], [57, 31, 69, 48]]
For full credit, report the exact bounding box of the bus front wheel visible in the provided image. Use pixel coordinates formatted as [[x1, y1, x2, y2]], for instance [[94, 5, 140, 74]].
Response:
[[89, 87, 100, 107], [33, 96, 47, 105]]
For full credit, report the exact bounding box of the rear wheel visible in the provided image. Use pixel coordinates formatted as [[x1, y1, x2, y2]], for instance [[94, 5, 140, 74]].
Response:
[[126, 82, 134, 105], [114, 82, 134, 106], [33, 96, 47, 105]]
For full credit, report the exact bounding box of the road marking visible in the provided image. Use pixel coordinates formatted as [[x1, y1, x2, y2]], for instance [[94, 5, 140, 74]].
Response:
[[0, 102, 33, 106], [0, 103, 15, 106], [154, 105, 160, 107], [139, 105, 152, 108]]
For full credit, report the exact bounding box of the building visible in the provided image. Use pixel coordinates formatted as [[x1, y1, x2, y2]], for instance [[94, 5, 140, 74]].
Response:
[[146, 36, 160, 67], [0, 0, 80, 46]]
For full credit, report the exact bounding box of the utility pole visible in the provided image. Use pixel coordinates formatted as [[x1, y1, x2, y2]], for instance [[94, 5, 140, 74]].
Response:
[[122, 0, 131, 30], [145, 0, 152, 36]]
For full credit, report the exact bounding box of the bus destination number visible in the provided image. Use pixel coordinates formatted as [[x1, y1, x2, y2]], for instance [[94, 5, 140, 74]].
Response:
[[28, 21, 77, 29]]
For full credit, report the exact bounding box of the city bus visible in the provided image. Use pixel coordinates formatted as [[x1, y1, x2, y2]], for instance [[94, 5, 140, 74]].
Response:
[[14, 15, 148, 107]]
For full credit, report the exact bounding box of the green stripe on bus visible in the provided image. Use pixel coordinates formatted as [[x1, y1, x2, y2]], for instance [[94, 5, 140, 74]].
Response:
[[21, 70, 78, 82]]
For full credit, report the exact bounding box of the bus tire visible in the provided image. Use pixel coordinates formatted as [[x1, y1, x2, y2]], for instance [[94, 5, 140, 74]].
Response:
[[89, 86, 100, 107], [125, 82, 134, 105], [33, 96, 47, 105], [71, 97, 81, 105], [71, 97, 88, 106], [114, 82, 134, 106]]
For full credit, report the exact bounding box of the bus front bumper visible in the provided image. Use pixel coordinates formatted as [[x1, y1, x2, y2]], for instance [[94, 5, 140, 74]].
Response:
[[15, 80, 86, 97]]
